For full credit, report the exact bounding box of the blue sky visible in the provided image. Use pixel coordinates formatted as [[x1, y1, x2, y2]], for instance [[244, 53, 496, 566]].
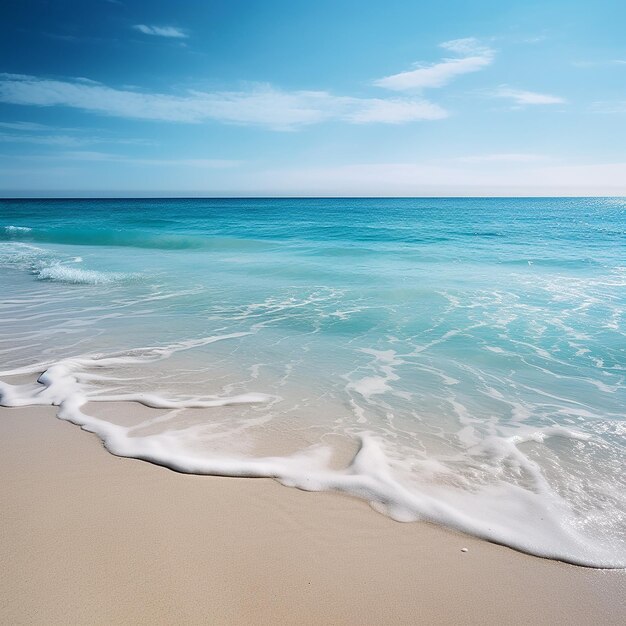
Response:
[[0, 0, 624, 196]]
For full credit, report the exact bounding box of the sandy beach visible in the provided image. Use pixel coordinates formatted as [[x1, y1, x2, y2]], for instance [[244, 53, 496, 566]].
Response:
[[1, 404, 624, 625], [3, 0, 626, 622]]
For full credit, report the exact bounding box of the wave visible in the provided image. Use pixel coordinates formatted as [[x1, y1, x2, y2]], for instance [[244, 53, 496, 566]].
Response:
[[1, 224, 273, 252], [0, 334, 623, 569], [0, 241, 134, 285], [35, 265, 130, 285], [4, 225, 32, 234]]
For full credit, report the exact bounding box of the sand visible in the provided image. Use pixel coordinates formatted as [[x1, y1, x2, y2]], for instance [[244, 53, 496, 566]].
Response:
[[1, 405, 624, 625]]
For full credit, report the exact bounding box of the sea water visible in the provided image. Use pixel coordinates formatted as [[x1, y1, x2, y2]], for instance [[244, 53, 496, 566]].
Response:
[[0, 197, 624, 567]]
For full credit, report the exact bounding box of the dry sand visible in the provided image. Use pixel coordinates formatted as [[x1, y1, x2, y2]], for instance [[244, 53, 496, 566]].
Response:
[[1, 405, 624, 625]]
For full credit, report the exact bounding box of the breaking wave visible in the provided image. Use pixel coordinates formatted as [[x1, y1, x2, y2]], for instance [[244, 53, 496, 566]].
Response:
[[0, 241, 134, 284]]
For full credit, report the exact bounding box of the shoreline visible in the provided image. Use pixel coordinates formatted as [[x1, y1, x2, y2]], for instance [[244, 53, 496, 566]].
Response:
[[1, 405, 624, 624]]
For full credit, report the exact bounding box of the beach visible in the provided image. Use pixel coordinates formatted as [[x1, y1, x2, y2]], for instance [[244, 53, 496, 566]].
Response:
[[2, 198, 625, 570], [1, 197, 625, 623], [1, 403, 624, 625], [3, 1, 626, 621]]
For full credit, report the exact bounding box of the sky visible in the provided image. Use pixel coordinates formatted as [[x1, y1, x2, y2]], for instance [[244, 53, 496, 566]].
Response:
[[0, 0, 625, 196]]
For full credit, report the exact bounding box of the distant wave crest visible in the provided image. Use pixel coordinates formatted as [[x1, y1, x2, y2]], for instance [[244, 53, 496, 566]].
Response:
[[36, 264, 130, 284], [0, 224, 270, 251], [0, 241, 134, 285], [4, 225, 33, 234]]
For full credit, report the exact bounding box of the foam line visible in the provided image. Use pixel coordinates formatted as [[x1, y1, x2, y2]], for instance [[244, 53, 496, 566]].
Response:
[[1, 339, 623, 568]]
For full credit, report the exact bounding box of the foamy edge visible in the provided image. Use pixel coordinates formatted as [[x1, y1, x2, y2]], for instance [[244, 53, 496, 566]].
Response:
[[1, 332, 623, 569]]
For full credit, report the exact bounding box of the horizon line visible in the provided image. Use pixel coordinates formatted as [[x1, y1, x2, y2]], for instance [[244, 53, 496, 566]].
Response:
[[1, 194, 625, 201]]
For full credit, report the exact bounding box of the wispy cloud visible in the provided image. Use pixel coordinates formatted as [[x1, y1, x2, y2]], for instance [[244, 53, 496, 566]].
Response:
[[0, 133, 90, 146], [573, 59, 626, 68], [0, 132, 147, 147], [0, 121, 57, 131], [48, 151, 240, 168], [0, 74, 447, 130], [0, 119, 149, 146], [341, 97, 446, 124], [0, 73, 32, 80], [492, 87, 565, 105], [133, 25, 188, 39], [373, 38, 494, 91]]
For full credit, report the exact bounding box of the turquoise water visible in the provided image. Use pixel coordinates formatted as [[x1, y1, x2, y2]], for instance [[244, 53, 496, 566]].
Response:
[[1, 197, 624, 567]]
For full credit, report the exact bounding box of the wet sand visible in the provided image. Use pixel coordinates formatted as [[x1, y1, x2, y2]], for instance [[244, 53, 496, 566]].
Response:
[[1, 405, 624, 625]]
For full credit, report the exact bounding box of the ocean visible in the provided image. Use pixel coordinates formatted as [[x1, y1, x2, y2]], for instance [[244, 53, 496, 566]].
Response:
[[0, 197, 624, 567]]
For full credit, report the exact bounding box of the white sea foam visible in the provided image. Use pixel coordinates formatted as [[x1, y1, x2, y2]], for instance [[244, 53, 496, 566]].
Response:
[[35, 264, 129, 285], [347, 348, 403, 400], [0, 334, 623, 569], [0, 241, 132, 284], [4, 225, 32, 233]]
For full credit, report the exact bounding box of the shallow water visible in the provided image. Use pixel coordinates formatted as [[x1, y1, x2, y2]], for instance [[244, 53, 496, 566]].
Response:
[[1, 197, 624, 567]]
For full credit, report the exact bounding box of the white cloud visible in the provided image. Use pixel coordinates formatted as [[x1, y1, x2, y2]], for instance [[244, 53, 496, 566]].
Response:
[[373, 38, 494, 91], [0, 74, 447, 130], [133, 24, 188, 39], [493, 87, 565, 105]]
